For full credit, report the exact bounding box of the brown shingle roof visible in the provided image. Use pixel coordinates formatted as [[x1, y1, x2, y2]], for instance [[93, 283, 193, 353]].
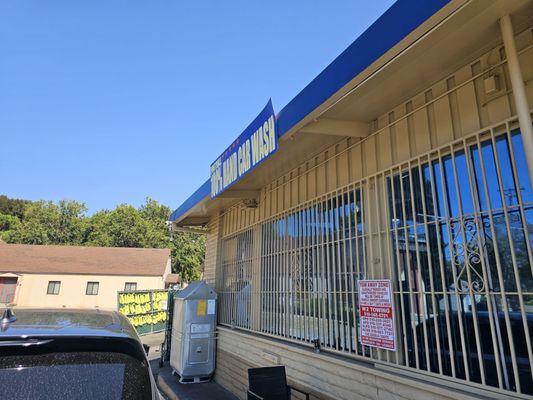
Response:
[[0, 244, 170, 276]]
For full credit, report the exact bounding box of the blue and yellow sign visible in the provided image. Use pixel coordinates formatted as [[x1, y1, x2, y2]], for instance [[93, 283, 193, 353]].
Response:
[[210, 100, 277, 198]]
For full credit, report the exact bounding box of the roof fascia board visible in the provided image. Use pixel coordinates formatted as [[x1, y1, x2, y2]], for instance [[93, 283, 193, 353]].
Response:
[[169, 179, 210, 222]]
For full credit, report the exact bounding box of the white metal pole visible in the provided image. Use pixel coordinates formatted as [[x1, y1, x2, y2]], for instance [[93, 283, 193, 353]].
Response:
[[499, 14, 533, 188]]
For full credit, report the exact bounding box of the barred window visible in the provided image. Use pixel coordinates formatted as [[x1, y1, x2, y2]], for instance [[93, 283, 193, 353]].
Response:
[[388, 129, 532, 393], [259, 189, 364, 348], [219, 229, 253, 329], [218, 128, 532, 396]]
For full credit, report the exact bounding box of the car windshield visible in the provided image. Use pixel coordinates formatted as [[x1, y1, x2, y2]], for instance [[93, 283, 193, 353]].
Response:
[[0, 351, 152, 400]]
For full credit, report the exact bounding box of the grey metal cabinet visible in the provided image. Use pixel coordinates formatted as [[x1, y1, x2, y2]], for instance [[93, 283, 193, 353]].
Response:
[[169, 281, 217, 383]]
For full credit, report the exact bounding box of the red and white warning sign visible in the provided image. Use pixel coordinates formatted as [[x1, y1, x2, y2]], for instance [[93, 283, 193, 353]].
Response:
[[358, 279, 396, 351]]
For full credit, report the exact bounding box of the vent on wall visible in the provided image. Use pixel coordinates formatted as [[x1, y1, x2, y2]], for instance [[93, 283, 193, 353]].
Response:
[[243, 199, 258, 209]]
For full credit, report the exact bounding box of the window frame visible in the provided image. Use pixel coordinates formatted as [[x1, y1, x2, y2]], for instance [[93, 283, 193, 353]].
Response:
[[124, 282, 137, 291], [46, 281, 61, 295], [0, 277, 18, 303], [85, 281, 99, 296]]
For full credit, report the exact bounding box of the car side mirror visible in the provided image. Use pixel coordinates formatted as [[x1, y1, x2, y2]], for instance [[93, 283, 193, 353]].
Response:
[[143, 344, 150, 355]]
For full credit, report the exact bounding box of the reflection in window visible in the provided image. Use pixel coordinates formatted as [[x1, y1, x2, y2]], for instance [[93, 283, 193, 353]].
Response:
[[388, 130, 532, 394], [218, 129, 532, 396], [261, 191, 366, 352]]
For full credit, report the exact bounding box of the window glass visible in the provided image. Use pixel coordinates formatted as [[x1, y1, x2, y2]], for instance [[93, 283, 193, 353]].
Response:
[[454, 151, 475, 215], [46, 281, 60, 295], [495, 135, 519, 207], [471, 145, 489, 212], [481, 139, 503, 210], [0, 352, 152, 400], [432, 161, 447, 218], [510, 130, 533, 204], [124, 282, 137, 291], [86, 282, 99, 295], [442, 155, 458, 217]]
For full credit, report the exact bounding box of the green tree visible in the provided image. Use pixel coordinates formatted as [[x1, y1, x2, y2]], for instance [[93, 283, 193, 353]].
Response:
[[139, 198, 172, 248], [0, 195, 31, 219], [84, 210, 112, 246], [0, 213, 22, 241], [86, 205, 149, 248], [7, 200, 87, 245], [171, 232, 206, 282], [138, 198, 206, 281], [138, 198, 207, 281]]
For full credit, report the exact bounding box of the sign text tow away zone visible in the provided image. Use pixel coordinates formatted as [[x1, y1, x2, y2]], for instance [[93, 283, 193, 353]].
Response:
[[358, 279, 396, 351]]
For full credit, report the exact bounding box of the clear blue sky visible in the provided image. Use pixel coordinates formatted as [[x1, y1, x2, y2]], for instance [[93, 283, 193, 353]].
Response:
[[0, 1, 395, 213]]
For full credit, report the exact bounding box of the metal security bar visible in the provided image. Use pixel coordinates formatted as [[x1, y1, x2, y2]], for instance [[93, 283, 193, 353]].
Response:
[[219, 230, 254, 330], [218, 123, 533, 397]]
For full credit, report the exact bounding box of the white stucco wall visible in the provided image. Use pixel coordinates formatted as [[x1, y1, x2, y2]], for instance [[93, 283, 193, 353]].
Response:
[[2, 272, 165, 310]]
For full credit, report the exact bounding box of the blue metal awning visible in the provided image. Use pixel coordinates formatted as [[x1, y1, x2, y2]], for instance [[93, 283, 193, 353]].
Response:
[[169, 179, 210, 222], [170, 0, 450, 223]]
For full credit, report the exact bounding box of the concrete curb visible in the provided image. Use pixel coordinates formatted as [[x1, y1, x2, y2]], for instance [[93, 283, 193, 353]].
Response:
[[158, 373, 179, 400]]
